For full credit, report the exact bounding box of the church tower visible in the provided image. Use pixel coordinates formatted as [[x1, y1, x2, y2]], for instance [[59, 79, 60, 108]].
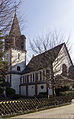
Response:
[[5, 13, 26, 94]]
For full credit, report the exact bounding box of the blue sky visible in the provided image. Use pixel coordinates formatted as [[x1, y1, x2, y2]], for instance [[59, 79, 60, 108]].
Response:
[[17, 0, 74, 63]]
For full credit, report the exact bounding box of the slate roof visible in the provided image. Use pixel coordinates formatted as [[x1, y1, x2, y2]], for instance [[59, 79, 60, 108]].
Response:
[[9, 13, 21, 37], [22, 43, 71, 74]]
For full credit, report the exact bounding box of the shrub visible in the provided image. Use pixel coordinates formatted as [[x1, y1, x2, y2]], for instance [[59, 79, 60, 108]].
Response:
[[11, 94, 20, 100], [0, 87, 4, 94], [55, 85, 70, 96], [37, 92, 48, 98], [6, 87, 15, 97], [60, 90, 74, 99]]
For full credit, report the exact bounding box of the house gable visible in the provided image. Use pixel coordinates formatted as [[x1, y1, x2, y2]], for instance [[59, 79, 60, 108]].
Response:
[[53, 43, 73, 76]]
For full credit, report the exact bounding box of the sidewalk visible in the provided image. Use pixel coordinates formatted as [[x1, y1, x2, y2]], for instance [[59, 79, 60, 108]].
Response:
[[12, 101, 74, 118]]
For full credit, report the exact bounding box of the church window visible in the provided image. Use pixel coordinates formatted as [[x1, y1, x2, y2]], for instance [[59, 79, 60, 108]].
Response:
[[43, 70, 46, 81], [29, 74, 32, 82], [20, 77, 23, 84], [46, 69, 50, 80], [40, 71, 42, 81], [23, 76, 24, 83], [38, 72, 40, 81], [27, 75, 29, 82], [33, 73, 35, 82], [18, 53, 20, 59], [62, 64, 67, 76], [35, 73, 38, 81], [17, 66, 20, 71], [25, 76, 27, 83], [41, 85, 44, 89]]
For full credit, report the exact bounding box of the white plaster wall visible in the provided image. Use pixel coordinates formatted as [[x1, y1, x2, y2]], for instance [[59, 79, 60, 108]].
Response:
[[11, 49, 26, 71], [53, 45, 72, 76], [11, 74, 21, 94], [4, 50, 11, 70], [37, 84, 47, 95], [28, 85, 35, 97], [21, 86, 26, 96]]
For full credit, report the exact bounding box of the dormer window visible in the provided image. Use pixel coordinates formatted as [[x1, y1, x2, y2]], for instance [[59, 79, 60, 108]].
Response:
[[17, 66, 20, 71]]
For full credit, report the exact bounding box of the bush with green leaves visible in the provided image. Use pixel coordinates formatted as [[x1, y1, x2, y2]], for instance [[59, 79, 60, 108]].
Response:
[[55, 85, 70, 96], [0, 87, 4, 94], [6, 87, 15, 97], [61, 90, 74, 99]]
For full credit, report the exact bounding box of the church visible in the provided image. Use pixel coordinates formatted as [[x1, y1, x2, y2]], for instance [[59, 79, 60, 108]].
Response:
[[5, 13, 73, 97]]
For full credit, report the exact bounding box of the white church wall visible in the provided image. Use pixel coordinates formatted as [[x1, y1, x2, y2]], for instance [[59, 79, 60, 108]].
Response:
[[11, 49, 26, 71], [53, 44, 72, 76], [21, 86, 26, 96], [28, 85, 35, 97], [37, 84, 47, 95], [4, 50, 11, 70], [11, 74, 21, 94]]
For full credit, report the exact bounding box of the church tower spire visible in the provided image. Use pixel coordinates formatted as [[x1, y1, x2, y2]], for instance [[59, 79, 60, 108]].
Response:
[[5, 13, 26, 51], [9, 12, 21, 37]]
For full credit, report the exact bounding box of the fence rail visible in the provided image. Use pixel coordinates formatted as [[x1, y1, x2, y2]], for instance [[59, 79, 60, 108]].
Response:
[[0, 96, 72, 116]]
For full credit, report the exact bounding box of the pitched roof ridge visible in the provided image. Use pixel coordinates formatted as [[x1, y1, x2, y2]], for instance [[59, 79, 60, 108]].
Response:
[[26, 43, 64, 68], [31, 43, 65, 59]]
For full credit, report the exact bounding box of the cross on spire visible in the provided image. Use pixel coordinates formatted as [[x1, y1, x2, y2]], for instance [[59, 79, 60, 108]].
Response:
[[14, 1, 17, 14]]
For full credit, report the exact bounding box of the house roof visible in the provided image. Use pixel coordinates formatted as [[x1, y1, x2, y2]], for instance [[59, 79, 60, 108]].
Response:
[[22, 43, 71, 74]]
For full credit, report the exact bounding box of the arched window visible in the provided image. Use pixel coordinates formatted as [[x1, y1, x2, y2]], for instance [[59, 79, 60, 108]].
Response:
[[18, 53, 20, 59], [62, 64, 67, 76], [17, 66, 20, 71]]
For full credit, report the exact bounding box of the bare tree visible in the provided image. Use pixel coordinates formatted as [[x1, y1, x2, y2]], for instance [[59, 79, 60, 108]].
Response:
[[0, 0, 21, 35], [0, 0, 21, 85], [29, 31, 72, 97]]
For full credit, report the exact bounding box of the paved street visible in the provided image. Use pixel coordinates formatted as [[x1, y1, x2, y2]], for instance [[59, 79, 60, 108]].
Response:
[[13, 101, 74, 118]]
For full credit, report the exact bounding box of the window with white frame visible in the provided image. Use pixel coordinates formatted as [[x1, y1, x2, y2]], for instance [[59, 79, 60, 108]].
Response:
[[46, 69, 51, 80], [43, 70, 46, 80], [28, 75, 30, 83], [40, 71, 42, 81], [23, 76, 24, 83], [33, 73, 35, 82], [18, 53, 20, 59], [38, 72, 40, 81], [30, 74, 32, 82], [25, 75, 27, 83], [27, 75, 29, 83], [20, 77, 22, 84], [38, 71, 43, 81], [23, 75, 27, 83]]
